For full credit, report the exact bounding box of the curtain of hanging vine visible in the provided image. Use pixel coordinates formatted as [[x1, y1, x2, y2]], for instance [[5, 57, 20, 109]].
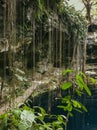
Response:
[[0, 0, 87, 113]]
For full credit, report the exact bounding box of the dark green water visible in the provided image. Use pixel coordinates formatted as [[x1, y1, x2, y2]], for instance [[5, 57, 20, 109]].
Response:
[[28, 91, 97, 130], [68, 105, 97, 130]]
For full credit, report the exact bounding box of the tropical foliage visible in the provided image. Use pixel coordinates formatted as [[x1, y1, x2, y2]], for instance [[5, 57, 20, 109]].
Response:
[[0, 70, 94, 130]]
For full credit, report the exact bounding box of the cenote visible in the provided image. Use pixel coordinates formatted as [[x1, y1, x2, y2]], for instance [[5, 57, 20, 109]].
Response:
[[26, 86, 97, 130], [0, 0, 97, 130]]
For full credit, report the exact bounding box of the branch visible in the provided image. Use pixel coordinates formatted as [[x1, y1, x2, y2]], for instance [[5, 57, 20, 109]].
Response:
[[82, 0, 90, 7], [82, 0, 87, 6], [82, 0, 93, 8], [93, 2, 97, 6]]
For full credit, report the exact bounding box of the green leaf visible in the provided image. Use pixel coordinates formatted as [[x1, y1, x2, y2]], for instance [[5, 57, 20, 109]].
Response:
[[68, 104, 73, 112], [76, 74, 92, 96], [79, 71, 86, 79], [33, 106, 46, 115], [76, 74, 84, 89], [72, 100, 88, 112], [61, 96, 71, 103], [57, 105, 66, 109], [58, 103, 72, 112], [57, 115, 67, 124], [81, 104, 88, 112], [0, 113, 7, 119], [76, 74, 84, 83], [75, 89, 83, 96], [10, 115, 19, 127], [89, 77, 96, 84], [0, 113, 8, 129], [76, 80, 83, 90], [33, 106, 47, 120], [72, 100, 81, 108], [74, 108, 83, 113], [58, 115, 63, 122], [12, 109, 21, 118], [62, 69, 74, 75], [83, 84, 92, 96], [52, 121, 62, 127], [18, 120, 29, 130], [62, 82, 72, 90]]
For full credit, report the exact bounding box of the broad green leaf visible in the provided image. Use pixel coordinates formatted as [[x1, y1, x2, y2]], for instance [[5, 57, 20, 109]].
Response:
[[10, 115, 19, 126], [52, 121, 62, 126], [81, 104, 88, 112], [76, 74, 84, 83], [76, 74, 84, 89], [62, 69, 74, 75], [75, 89, 83, 96], [58, 115, 63, 122], [33, 106, 46, 115], [72, 100, 81, 108], [61, 96, 71, 103], [57, 115, 67, 125], [0, 113, 7, 119], [74, 108, 83, 113], [58, 103, 72, 112], [72, 100, 88, 112], [83, 84, 92, 96], [12, 109, 21, 118], [62, 82, 72, 90], [68, 104, 73, 112], [57, 105, 66, 109], [63, 96, 71, 100], [0, 113, 8, 128], [33, 106, 46, 120], [79, 71, 86, 79], [90, 77, 96, 84], [77, 102, 88, 112], [18, 120, 29, 130], [60, 115, 67, 120], [57, 105, 69, 111], [76, 79, 83, 90]]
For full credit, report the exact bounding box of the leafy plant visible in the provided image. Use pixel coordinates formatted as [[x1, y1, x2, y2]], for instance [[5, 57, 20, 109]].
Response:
[[0, 70, 94, 130], [57, 70, 94, 130], [0, 105, 65, 130]]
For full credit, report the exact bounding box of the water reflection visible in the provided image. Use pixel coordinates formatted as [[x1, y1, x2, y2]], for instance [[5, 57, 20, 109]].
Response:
[[68, 105, 97, 130]]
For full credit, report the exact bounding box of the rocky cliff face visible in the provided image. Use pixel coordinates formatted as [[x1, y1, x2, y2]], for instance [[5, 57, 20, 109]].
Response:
[[0, 1, 86, 94], [86, 23, 97, 78], [87, 24, 97, 61]]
